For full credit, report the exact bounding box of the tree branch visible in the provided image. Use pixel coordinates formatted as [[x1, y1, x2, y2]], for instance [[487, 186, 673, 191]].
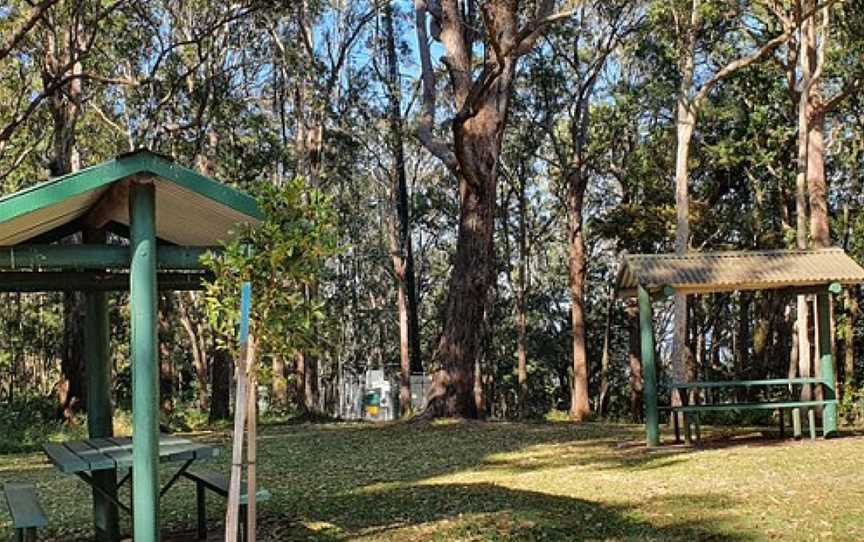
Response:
[[0, 0, 61, 62], [413, 0, 458, 175], [695, 29, 792, 104]]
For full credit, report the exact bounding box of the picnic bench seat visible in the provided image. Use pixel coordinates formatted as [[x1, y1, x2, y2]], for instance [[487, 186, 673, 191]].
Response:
[[3, 482, 47, 542], [666, 378, 837, 442], [182, 468, 271, 541]]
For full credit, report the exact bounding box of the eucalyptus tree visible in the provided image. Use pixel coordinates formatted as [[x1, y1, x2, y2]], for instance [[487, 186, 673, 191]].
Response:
[[523, 0, 640, 420], [413, 0, 579, 418], [644, 1, 794, 434]]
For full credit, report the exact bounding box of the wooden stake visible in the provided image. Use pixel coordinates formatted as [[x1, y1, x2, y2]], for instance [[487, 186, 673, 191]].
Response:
[[225, 282, 253, 542], [246, 351, 258, 542]]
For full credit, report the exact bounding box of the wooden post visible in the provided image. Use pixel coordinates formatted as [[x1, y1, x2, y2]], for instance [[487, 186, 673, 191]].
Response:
[[226, 282, 253, 542], [130, 181, 160, 542], [246, 345, 258, 542], [639, 286, 660, 447], [84, 230, 119, 542], [817, 291, 838, 437]]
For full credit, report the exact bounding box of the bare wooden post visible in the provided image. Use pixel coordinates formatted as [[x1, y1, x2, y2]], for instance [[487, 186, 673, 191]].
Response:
[[226, 282, 253, 542], [246, 350, 258, 542]]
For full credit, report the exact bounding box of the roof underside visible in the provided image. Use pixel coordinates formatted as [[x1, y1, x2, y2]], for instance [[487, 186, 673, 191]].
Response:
[[0, 150, 262, 246], [618, 248, 864, 297]]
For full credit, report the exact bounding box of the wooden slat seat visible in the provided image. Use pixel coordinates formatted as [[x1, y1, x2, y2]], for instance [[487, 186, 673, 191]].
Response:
[[671, 378, 824, 390], [665, 399, 837, 413], [4, 482, 47, 542], [182, 468, 271, 541], [663, 378, 837, 442]]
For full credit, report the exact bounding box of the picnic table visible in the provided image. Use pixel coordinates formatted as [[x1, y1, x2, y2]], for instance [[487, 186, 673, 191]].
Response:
[[42, 434, 219, 539]]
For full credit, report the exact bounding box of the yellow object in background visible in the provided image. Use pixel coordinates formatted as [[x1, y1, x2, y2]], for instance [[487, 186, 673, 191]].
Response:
[[367, 406, 379, 416]]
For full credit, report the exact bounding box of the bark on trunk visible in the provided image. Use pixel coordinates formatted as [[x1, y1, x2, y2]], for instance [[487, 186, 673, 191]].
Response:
[[423, 55, 517, 418], [596, 289, 614, 417], [843, 289, 856, 390], [209, 346, 231, 421], [516, 177, 529, 418], [626, 301, 643, 422], [568, 173, 590, 421], [271, 355, 288, 409], [382, 2, 421, 417], [44, 18, 85, 422], [178, 293, 209, 411]]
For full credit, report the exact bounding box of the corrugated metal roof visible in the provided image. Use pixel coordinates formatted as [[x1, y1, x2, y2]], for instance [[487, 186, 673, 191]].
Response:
[[0, 150, 262, 246], [617, 248, 864, 296]]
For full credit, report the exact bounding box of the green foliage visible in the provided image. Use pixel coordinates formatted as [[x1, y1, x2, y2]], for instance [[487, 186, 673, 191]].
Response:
[[839, 384, 864, 425], [0, 396, 85, 454], [162, 404, 211, 433], [203, 178, 340, 359]]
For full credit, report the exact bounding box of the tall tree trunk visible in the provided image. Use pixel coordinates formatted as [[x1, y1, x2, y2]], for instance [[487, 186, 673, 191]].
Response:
[[568, 170, 590, 420], [272, 355, 288, 409], [44, 17, 85, 422], [672, 99, 695, 420], [737, 293, 751, 402], [423, 49, 518, 418], [795, 0, 819, 405], [596, 289, 614, 417], [671, 1, 699, 435], [567, 73, 595, 422], [626, 300, 643, 422], [415, 1, 554, 418], [515, 176, 529, 418], [304, 348, 319, 414], [209, 345, 231, 422], [381, 2, 421, 417], [843, 289, 856, 390], [159, 295, 175, 414], [178, 293, 209, 411]]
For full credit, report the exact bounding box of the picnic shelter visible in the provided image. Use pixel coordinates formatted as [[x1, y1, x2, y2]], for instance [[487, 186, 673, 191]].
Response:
[[617, 248, 864, 447], [0, 150, 261, 541]]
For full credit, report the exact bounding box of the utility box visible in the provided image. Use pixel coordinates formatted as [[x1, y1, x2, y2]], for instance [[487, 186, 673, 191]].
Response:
[[340, 370, 431, 421]]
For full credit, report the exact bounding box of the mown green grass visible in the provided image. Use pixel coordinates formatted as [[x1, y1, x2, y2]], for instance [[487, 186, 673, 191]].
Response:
[[1, 420, 862, 541]]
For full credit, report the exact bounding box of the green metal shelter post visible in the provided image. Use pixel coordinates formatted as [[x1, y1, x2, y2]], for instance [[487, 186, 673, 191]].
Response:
[[816, 290, 838, 437], [130, 182, 160, 541], [638, 285, 660, 446], [84, 229, 119, 541]]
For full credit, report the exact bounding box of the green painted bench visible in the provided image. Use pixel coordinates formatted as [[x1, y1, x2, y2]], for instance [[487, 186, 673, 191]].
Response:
[[181, 468, 271, 541], [667, 378, 836, 442], [3, 482, 47, 542]]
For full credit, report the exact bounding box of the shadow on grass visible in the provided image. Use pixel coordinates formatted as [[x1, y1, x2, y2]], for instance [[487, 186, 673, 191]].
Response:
[[260, 483, 750, 541]]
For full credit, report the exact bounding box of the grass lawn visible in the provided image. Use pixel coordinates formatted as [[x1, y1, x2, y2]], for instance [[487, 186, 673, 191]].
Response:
[[1, 420, 863, 541]]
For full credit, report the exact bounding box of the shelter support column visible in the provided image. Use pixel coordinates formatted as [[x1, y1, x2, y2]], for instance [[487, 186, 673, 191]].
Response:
[[130, 181, 160, 541], [816, 290, 837, 437], [84, 230, 119, 541], [638, 286, 660, 447]]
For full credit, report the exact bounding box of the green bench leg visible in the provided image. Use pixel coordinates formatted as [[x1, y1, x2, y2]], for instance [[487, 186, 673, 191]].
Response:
[[239, 505, 248, 542], [808, 409, 817, 440], [792, 408, 802, 439], [196, 482, 207, 540], [779, 409, 785, 438], [673, 412, 681, 443], [694, 412, 701, 442]]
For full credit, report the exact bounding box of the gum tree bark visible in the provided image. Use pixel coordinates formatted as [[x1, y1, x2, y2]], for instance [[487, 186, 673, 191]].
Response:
[[43, 10, 85, 422], [414, 0, 573, 418], [381, 2, 422, 417]]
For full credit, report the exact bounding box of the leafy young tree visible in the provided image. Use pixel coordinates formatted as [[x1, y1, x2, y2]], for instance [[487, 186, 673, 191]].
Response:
[[203, 179, 340, 395]]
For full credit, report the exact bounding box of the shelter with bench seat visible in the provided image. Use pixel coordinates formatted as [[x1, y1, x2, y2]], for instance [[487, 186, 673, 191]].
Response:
[[0, 150, 262, 541], [617, 248, 864, 446]]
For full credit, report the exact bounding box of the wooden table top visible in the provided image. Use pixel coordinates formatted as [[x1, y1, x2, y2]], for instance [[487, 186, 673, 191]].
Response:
[[43, 434, 219, 474]]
